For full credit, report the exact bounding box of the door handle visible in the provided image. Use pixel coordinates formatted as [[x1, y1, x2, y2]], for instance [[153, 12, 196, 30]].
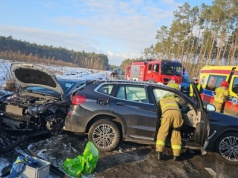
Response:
[[116, 102, 125, 106]]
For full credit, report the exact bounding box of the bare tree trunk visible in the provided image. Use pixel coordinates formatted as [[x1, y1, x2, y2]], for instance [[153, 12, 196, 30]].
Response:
[[201, 34, 210, 64], [187, 25, 201, 67], [221, 38, 229, 64], [229, 40, 237, 65], [200, 22, 212, 65], [207, 30, 218, 64], [207, 18, 220, 65], [215, 33, 226, 65]]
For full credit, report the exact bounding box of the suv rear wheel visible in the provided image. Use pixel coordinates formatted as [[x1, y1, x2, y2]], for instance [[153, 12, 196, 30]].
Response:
[[215, 132, 238, 165], [88, 119, 120, 152]]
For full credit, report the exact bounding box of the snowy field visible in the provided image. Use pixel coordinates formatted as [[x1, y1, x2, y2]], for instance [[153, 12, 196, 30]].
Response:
[[0, 58, 110, 91]]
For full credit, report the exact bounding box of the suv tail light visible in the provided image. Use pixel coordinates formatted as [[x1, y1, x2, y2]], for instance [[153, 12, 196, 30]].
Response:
[[71, 94, 86, 105]]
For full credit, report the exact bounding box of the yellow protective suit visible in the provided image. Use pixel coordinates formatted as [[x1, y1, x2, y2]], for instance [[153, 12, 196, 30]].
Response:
[[156, 96, 183, 156], [167, 81, 180, 90], [212, 87, 229, 112]]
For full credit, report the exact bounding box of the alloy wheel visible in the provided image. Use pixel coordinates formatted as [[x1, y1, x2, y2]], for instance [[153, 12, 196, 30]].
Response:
[[92, 123, 116, 148], [219, 135, 238, 162]]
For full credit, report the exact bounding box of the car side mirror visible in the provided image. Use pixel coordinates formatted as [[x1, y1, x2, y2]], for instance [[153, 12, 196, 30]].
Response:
[[206, 104, 216, 112]]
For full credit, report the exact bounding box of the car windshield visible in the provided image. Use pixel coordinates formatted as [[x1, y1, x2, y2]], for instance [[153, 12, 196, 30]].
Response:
[[58, 80, 77, 94], [161, 64, 182, 75]]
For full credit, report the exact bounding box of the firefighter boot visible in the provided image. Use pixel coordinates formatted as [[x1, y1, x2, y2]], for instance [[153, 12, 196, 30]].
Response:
[[156, 152, 162, 160], [173, 156, 178, 161]]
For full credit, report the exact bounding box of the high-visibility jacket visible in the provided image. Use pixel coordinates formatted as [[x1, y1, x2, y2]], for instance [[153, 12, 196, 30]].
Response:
[[189, 83, 202, 97], [214, 87, 229, 104], [160, 96, 180, 114], [168, 81, 179, 90], [157, 96, 183, 157]]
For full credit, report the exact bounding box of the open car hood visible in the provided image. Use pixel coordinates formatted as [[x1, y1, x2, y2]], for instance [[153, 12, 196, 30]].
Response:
[[11, 63, 64, 95]]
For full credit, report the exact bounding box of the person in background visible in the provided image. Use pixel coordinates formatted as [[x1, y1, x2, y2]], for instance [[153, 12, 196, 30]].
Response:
[[167, 76, 180, 90], [105, 71, 109, 80], [111, 67, 120, 79], [213, 81, 229, 112], [155, 93, 183, 161], [189, 77, 203, 100]]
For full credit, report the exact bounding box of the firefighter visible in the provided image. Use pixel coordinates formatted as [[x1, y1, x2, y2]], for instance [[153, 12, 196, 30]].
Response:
[[213, 81, 229, 112], [189, 77, 203, 99], [156, 94, 183, 161], [113, 67, 117, 74], [168, 76, 180, 90], [111, 67, 120, 79]]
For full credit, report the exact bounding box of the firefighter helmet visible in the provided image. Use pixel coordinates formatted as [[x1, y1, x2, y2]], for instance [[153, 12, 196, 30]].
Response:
[[171, 75, 178, 83], [221, 81, 228, 88]]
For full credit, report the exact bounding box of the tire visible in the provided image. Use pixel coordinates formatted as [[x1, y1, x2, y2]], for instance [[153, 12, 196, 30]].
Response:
[[215, 132, 238, 165], [46, 113, 65, 136], [88, 119, 120, 152]]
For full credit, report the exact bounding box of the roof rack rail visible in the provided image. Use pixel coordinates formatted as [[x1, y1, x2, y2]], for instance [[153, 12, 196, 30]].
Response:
[[97, 79, 173, 88]]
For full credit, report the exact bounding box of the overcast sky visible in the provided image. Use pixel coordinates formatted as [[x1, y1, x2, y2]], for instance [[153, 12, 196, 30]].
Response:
[[0, 0, 212, 66]]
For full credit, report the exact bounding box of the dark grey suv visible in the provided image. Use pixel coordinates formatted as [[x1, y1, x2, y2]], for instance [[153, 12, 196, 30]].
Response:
[[64, 80, 211, 153]]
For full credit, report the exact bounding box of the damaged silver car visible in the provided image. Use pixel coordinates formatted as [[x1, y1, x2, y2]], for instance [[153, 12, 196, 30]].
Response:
[[0, 63, 84, 136]]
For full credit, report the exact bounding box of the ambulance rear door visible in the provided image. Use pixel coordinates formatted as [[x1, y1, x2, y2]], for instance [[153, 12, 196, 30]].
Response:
[[224, 72, 238, 117]]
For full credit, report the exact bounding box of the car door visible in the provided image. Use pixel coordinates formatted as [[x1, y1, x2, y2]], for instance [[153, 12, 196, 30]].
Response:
[[192, 83, 210, 150], [111, 84, 158, 142], [224, 76, 238, 116], [145, 64, 153, 81]]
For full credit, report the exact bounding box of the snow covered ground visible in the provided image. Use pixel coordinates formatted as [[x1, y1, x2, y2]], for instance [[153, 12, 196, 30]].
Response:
[[0, 59, 110, 177], [0, 59, 12, 89], [0, 59, 109, 87], [0, 58, 110, 94]]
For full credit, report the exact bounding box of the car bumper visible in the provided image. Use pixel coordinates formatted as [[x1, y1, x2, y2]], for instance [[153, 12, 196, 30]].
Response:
[[64, 116, 86, 133], [63, 105, 89, 133]]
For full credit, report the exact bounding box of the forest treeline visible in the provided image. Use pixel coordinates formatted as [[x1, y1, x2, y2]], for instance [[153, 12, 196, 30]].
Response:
[[121, 0, 238, 78], [1, 0, 237, 77], [0, 36, 109, 70]]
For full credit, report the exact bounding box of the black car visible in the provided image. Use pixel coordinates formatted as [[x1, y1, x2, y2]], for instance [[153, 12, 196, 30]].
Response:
[[206, 111, 238, 165], [64, 80, 211, 155], [0, 63, 85, 135]]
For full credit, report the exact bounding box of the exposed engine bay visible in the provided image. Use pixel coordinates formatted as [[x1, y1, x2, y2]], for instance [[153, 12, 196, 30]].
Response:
[[3, 92, 59, 116], [0, 92, 67, 135]]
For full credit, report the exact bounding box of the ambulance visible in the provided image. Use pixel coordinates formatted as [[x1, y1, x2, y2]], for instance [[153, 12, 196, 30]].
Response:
[[199, 65, 238, 117]]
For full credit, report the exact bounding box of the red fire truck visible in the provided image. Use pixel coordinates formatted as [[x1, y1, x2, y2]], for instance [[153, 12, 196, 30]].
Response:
[[125, 59, 183, 84]]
